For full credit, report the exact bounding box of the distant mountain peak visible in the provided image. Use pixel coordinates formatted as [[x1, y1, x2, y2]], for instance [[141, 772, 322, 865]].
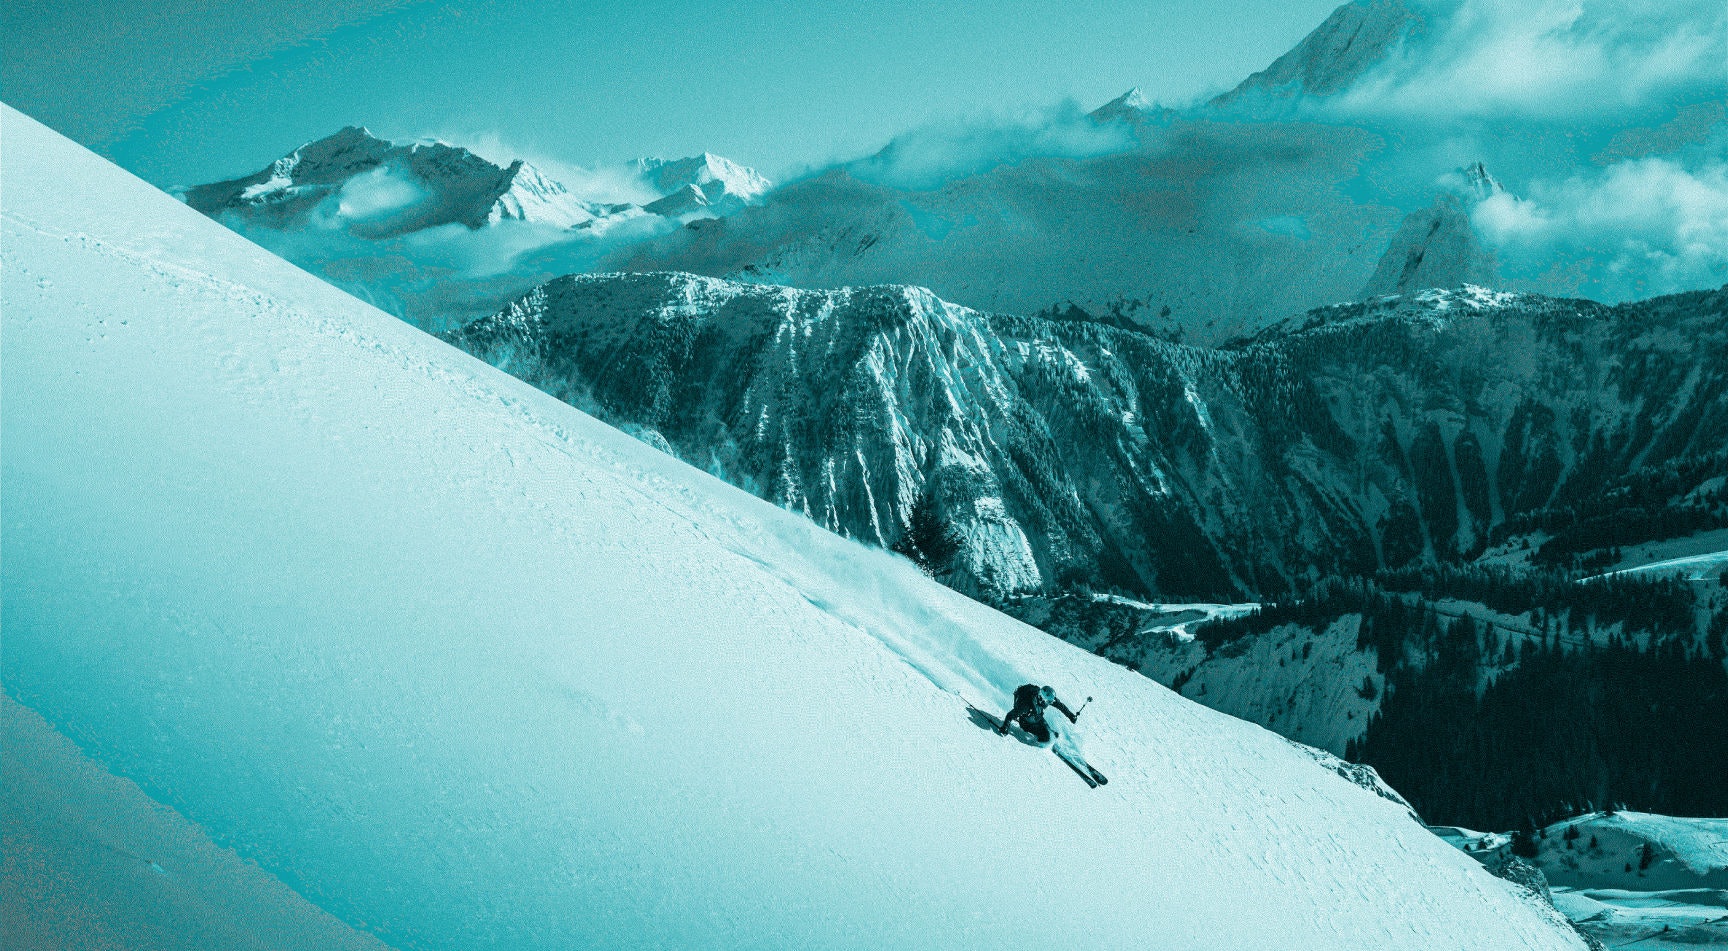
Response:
[[182, 129, 773, 243], [180, 127, 600, 233], [488, 159, 592, 227], [1213, 0, 1421, 106], [1359, 193, 1499, 300], [1091, 87, 1154, 120], [634, 153, 772, 208], [1461, 161, 1504, 200]]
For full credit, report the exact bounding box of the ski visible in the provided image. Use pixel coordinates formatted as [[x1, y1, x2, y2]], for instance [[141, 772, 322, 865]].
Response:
[[1053, 744, 1108, 788], [966, 701, 1107, 788]]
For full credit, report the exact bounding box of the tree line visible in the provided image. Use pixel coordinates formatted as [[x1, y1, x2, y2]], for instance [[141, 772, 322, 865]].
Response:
[[1190, 565, 1728, 829]]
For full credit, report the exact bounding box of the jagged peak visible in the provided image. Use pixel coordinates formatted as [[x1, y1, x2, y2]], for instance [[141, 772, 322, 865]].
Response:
[[1461, 161, 1504, 200], [502, 160, 569, 194], [1095, 87, 1152, 114], [634, 152, 772, 201]]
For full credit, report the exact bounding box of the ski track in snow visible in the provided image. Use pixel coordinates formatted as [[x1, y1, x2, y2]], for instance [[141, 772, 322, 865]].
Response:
[[2, 105, 1587, 951], [1595, 550, 1728, 582]]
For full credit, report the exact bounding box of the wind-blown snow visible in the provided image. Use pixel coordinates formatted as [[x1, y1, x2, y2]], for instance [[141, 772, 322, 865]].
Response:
[[1, 104, 1586, 950]]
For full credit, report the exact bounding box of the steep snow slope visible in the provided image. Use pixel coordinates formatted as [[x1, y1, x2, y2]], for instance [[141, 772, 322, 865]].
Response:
[[0, 105, 1588, 951], [2, 696, 392, 951]]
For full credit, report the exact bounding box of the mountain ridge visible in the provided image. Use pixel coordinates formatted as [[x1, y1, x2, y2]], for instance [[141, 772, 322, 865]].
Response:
[[3, 102, 1590, 951], [447, 270, 1728, 612], [182, 126, 773, 237]]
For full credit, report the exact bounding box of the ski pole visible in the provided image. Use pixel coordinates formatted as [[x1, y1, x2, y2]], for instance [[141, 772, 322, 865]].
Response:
[[1075, 696, 1093, 716]]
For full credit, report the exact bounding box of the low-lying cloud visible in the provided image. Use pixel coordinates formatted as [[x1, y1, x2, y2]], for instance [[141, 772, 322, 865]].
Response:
[[1475, 152, 1728, 299], [328, 166, 429, 222], [846, 102, 1136, 191], [1331, 0, 1726, 123], [427, 129, 667, 206], [225, 203, 677, 331]]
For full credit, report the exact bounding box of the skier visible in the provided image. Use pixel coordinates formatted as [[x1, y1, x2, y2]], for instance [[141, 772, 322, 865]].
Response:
[[997, 684, 1083, 743]]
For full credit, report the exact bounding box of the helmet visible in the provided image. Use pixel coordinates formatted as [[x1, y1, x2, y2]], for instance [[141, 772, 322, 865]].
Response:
[[1039, 685, 1055, 703]]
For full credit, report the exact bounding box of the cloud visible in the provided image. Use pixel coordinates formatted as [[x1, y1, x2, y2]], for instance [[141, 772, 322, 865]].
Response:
[[846, 102, 1136, 191], [222, 204, 678, 331], [323, 166, 430, 224], [1473, 153, 1728, 297], [419, 129, 668, 206], [1329, 0, 1726, 122]]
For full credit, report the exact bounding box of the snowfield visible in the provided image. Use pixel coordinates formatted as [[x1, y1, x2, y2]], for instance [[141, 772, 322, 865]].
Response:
[[1, 105, 1587, 950], [1533, 812, 1728, 948], [2, 695, 392, 951]]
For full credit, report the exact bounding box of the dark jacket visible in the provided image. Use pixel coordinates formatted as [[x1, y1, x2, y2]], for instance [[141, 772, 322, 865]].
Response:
[[1009, 683, 1078, 724]]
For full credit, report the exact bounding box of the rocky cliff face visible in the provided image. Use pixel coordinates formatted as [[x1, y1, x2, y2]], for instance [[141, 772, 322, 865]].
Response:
[[447, 273, 1728, 606], [1361, 163, 1504, 299]]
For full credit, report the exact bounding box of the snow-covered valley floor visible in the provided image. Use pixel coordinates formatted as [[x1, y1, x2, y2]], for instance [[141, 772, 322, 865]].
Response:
[[1535, 812, 1728, 949], [1, 103, 1589, 950]]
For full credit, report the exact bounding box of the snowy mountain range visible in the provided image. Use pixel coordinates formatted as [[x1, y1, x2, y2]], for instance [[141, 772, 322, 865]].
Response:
[[447, 272, 1728, 608], [172, 0, 1724, 343], [178, 127, 772, 330], [607, 0, 1723, 342], [3, 103, 1595, 951], [183, 126, 770, 235], [181, 126, 608, 234]]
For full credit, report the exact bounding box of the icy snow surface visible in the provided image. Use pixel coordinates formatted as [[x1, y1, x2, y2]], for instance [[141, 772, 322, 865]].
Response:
[[1, 104, 1585, 950]]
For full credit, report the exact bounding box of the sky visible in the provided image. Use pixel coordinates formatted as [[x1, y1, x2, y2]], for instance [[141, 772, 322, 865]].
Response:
[[3, 0, 1344, 186]]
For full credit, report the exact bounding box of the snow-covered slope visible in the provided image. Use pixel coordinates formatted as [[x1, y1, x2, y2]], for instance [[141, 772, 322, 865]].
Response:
[[2, 695, 391, 951], [1533, 812, 1728, 948], [1537, 812, 1728, 893], [1, 104, 1587, 951]]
